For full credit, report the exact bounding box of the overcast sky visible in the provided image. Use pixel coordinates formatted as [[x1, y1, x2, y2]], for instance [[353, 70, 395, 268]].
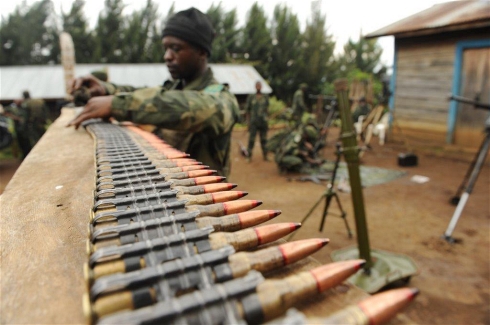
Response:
[[1, 0, 451, 67]]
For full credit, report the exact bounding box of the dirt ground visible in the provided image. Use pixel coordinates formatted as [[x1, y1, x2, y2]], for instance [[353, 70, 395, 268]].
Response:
[[228, 127, 489, 325], [0, 125, 488, 324]]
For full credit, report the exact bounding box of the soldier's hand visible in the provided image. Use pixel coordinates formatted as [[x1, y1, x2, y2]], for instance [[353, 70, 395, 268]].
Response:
[[67, 96, 114, 130], [71, 75, 107, 97]]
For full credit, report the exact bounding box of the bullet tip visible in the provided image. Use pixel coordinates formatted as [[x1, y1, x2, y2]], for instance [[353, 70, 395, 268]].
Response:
[[294, 223, 302, 230], [230, 183, 238, 189], [410, 288, 420, 299], [269, 210, 282, 218], [321, 238, 330, 247], [254, 200, 263, 207], [356, 259, 367, 270], [241, 191, 248, 197]]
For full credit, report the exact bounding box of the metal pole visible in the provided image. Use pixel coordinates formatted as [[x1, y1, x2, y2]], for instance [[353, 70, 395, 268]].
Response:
[[334, 79, 373, 270], [444, 129, 490, 242]]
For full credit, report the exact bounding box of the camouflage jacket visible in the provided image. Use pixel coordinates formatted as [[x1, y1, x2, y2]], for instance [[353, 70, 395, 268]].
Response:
[[102, 68, 240, 177], [22, 99, 48, 128], [4, 104, 29, 131], [291, 89, 306, 118], [245, 93, 269, 125]]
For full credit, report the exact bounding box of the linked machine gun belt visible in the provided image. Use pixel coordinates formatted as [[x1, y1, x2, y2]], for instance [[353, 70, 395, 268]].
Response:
[[81, 120, 418, 325]]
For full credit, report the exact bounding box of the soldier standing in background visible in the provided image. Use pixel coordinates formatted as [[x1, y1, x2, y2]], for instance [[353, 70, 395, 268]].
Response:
[[2, 100, 30, 158], [352, 96, 371, 123], [67, 7, 240, 177], [21, 91, 49, 156], [245, 81, 270, 162], [291, 83, 308, 125]]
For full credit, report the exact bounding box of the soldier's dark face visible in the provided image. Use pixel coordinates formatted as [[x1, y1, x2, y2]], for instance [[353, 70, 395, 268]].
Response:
[[162, 36, 206, 83]]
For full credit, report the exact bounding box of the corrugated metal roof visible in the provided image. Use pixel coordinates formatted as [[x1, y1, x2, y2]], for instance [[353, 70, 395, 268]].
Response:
[[0, 63, 272, 101], [365, 1, 490, 38]]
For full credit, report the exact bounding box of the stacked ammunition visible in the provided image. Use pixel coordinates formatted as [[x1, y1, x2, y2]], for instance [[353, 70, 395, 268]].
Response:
[[83, 122, 417, 325]]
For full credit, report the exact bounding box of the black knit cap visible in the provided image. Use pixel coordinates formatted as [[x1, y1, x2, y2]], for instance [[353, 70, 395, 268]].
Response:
[[162, 8, 215, 56]]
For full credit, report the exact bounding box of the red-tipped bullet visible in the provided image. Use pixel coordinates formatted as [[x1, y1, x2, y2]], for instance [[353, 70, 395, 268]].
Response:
[[211, 191, 247, 203], [310, 259, 366, 293], [190, 199, 261, 217], [228, 238, 329, 277], [168, 158, 201, 166], [223, 200, 262, 215], [192, 176, 226, 185], [162, 151, 189, 159], [178, 164, 208, 172], [359, 287, 419, 325], [242, 259, 367, 324], [238, 210, 281, 228], [202, 183, 237, 193], [182, 191, 247, 206], [177, 183, 237, 195], [185, 169, 216, 178], [210, 222, 300, 251], [255, 222, 300, 245], [279, 238, 329, 265], [322, 287, 420, 325], [196, 209, 280, 232]]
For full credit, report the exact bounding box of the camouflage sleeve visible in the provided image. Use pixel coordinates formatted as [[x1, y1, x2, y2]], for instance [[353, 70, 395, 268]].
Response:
[[245, 94, 252, 113], [111, 86, 239, 137], [100, 81, 139, 95]]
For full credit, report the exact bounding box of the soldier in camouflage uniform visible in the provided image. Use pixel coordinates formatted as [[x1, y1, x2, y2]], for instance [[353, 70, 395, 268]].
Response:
[[21, 91, 49, 154], [274, 118, 323, 173], [68, 8, 240, 177], [352, 96, 371, 123], [291, 83, 308, 124], [245, 81, 269, 162], [3, 100, 31, 157]]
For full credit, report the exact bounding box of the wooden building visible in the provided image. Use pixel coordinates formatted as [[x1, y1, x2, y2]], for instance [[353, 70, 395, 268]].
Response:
[[366, 1, 490, 154]]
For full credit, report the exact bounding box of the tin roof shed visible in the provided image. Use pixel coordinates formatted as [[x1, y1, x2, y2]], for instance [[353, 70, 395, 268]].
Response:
[[366, 0, 490, 39], [0, 63, 272, 101]]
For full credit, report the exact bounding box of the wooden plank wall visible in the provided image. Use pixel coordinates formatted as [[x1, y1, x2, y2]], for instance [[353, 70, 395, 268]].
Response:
[[391, 30, 490, 151]]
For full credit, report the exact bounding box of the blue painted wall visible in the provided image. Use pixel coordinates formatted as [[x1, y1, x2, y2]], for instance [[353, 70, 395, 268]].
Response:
[[447, 39, 490, 143]]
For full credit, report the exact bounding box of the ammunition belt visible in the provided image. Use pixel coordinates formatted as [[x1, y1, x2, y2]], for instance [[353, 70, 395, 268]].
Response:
[[83, 121, 414, 325]]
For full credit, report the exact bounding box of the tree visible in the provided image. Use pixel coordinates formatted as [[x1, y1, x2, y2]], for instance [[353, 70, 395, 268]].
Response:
[[339, 34, 384, 75], [62, 0, 95, 63], [240, 2, 272, 79], [0, 0, 59, 65], [206, 4, 240, 63], [121, 0, 159, 63], [269, 4, 302, 102], [298, 10, 336, 96], [0, 6, 27, 65], [94, 0, 125, 63]]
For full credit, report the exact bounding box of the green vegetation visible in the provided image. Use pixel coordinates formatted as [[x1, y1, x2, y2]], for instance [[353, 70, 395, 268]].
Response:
[[0, 0, 388, 104]]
